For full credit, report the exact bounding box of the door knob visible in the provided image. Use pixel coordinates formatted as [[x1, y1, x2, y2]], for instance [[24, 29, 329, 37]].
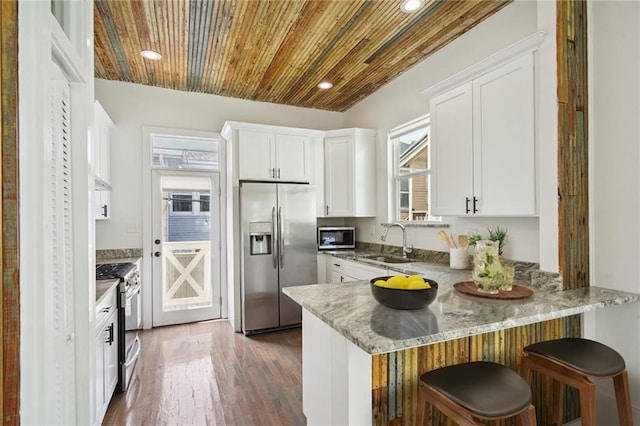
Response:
[[154, 251, 161, 257]]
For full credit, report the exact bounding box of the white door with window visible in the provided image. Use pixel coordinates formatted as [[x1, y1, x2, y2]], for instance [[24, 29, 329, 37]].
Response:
[[151, 171, 221, 326]]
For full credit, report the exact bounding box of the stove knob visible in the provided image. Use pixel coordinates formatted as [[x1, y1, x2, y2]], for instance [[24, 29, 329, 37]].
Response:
[[154, 251, 161, 257]]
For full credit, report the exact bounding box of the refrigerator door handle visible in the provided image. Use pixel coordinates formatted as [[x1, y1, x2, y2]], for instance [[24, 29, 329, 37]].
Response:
[[271, 206, 277, 269], [278, 206, 284, 268]]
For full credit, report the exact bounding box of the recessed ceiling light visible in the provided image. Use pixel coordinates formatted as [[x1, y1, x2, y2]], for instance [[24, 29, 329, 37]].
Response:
[[140, 50, 162, 60], [318, 81, 333, 89], [401, 0, 424, 13]]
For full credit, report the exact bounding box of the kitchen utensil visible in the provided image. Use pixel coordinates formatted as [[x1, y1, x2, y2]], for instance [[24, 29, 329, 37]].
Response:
[[437, 230, 456, 249], [458, 234, 469, 249]]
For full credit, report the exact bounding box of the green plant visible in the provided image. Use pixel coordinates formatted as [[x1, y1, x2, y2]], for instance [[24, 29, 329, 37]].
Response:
[[468, 234, 483, 247], [467, 226, 508, 255], [487, 226, 508, 255]]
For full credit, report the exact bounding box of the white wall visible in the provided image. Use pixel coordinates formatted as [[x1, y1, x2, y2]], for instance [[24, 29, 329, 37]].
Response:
[[94, 79, 343, 250], [342, 1, 546, 263], [590, 1, 640, 421]]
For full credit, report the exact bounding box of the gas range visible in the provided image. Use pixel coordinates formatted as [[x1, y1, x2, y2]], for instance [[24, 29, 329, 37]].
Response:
[[96, 262, 136, 280], [96, 262, 140, 293], [96, 260, 142, 393]]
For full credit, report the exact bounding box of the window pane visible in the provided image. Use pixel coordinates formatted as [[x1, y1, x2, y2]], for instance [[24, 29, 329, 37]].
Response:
[[152, 135, 219, 170], [199, 194, 210, 212], [396, 175, 431, 221], [390, 117, 438, 222], [398, 128, 429, 172], [171, 194, 193, 212], [410, 175, 428, 221], [400, 193, 409, 209]]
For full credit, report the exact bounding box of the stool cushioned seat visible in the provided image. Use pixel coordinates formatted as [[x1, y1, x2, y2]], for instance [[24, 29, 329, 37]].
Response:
[[524, 338, 625, 377], [521, 338, 633, 426], [419, 361, 532, 418]]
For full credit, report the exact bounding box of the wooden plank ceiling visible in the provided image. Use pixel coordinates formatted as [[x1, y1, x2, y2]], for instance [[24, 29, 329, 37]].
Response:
[[94, 0, 511, 112]]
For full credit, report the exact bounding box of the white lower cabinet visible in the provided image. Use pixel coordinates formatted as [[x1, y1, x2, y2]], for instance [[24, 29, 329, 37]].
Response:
[[302, 309, 372, 425], [330, 257, 387, 283], [94, 286, 118, 425]]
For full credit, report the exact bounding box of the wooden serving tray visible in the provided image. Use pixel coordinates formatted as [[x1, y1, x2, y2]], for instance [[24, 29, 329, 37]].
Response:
[[453, 281, 533, 299]]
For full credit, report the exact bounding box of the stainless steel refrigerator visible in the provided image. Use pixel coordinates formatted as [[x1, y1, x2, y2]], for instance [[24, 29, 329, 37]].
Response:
[[240, 182, 317, 334]]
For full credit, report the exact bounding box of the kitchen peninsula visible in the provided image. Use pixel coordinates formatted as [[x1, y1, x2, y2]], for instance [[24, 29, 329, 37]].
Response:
[[283, 260, 640, 425]]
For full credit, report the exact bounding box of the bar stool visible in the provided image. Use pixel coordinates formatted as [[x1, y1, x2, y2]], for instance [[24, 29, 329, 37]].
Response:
[[521, 338, 633, 426], [417, 361, 537, 425]]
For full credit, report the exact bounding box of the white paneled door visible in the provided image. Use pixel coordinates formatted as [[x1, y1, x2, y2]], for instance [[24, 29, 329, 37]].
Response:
[[151, 170, 221, 326]]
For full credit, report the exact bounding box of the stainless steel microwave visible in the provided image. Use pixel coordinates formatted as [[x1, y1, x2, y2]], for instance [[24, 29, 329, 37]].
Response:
[[317, 226, 356, 250]]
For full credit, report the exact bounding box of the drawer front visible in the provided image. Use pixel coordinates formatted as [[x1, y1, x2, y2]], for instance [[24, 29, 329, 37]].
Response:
[[96, 287, 117, 330]]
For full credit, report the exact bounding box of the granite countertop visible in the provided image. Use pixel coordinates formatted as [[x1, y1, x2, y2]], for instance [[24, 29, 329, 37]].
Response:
[[95, 254, 143, 302], [283, 278, 640, 355], [96, 278, 119, 303]]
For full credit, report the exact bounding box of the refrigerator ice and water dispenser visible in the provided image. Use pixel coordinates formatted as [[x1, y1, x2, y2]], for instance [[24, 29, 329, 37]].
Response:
[[249, 221, 272, 255]]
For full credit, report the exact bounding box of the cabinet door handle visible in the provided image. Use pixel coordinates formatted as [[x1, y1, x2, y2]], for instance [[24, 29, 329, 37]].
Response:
[[326, 205, 329, 215], [465, 197, 471, 214], [277, 168, 281, 179], [333, 263, 341, 267], [473, 197, 478, 214], [105, 324, 114, 345], [101, 204, 108, 217], [340, 276, 344, 282]]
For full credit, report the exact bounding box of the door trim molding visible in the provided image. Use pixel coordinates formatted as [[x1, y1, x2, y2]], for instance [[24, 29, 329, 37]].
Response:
[[141, 126, 226, 329]]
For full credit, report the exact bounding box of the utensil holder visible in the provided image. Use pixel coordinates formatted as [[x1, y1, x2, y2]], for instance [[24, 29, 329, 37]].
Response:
[[449, 248, 469, 269]]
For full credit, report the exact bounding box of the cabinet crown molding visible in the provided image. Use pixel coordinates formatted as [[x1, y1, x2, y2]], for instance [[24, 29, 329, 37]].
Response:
[[221, 120, 325, 139], [422, 31, 546, 99], [324, 128, 377, 138]]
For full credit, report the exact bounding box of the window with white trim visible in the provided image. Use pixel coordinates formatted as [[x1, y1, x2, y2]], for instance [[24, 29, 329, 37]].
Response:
[[168, 192, 210, 215], [389, 115, 440, 222]]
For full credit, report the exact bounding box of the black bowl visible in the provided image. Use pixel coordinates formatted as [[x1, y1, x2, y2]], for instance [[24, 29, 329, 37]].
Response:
[[369, 276, 439, 310]]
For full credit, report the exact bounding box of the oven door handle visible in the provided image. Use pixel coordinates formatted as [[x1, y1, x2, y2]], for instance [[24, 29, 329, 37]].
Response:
[[124, 335, 141, 368]]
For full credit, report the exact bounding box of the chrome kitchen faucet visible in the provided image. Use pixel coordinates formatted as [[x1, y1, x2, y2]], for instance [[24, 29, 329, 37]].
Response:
[[380, 223, 412, 258]]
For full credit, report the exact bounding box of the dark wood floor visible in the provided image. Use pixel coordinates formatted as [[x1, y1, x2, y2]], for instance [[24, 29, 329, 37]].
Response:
[[103, 321, 305, 426]]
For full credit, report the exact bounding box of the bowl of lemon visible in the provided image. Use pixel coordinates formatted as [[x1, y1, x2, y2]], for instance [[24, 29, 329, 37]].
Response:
[[370, 274, 438, 310]]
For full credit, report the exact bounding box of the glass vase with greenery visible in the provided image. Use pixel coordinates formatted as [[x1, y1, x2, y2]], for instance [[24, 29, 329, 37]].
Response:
[[468, 226, 508, 256]]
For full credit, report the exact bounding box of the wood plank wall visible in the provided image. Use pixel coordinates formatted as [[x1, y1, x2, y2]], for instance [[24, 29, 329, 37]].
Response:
[[558, 0, 589, 290], [0, 1, 20, 424], [372, 317, 580, 425], [372, 1, 590, 423]]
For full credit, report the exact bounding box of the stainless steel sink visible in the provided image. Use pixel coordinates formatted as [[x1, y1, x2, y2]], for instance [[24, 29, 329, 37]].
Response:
[[358, 254, 412, 264]]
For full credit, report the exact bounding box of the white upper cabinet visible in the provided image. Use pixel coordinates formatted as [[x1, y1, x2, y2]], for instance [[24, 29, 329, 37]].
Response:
[[275, 133, 312, 182], [430, 53, 536, 216], [430, 83, 473, 216], [237, 129, 275, 180], [323, 128, 376, 217], [237, 126, 312, 182], [472, 54, 535, 215], [94, 100, 113, 220]]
